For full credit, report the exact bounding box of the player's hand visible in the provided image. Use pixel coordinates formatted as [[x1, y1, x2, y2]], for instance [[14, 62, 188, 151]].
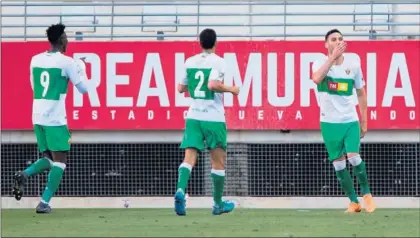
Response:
[[332, 42, 346, 59], [360, 121, 367, 138], [231, 86, 240, 96]]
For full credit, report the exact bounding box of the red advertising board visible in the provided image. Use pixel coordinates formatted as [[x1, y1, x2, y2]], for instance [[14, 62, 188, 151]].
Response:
[[1, 41, 419, 130]]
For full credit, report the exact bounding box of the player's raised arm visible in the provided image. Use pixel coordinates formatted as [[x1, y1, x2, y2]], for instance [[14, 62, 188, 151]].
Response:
[[355, 66, 368, 138], [311, 57, 335, 85], [65, 58, 90, 94], [208, 61, 239, 95]]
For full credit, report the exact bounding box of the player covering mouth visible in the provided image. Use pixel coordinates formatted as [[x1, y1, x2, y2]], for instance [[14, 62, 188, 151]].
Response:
[[311, 29, 376, 213]]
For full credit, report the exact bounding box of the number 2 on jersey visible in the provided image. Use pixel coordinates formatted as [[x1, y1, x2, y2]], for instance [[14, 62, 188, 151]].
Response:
[[40, 71, 50, 98], [194, 71, 206, 98]]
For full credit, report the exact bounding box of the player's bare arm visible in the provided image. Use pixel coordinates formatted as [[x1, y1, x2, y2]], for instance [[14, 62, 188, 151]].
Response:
[[356, 87, 368, 138], [208, 80, 240, 95], [177, 83, 188, 93], [312, 41, 347, 84], [177, 64, 189, 93]]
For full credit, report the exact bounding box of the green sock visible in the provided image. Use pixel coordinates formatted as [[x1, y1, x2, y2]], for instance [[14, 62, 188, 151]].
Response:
[[176, 163, 192, 194], [23, 157, 52, 177], [353, 161, 371, 195], [336, 168, 359, 203], [211, 170, 225, 206], [41, 162, 65, 204]]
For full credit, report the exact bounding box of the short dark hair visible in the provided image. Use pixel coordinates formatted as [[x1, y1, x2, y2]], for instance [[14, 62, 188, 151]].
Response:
[[46, 23, 66, 45], [325, 29, 342, 41], [199, 28, 217, 50]]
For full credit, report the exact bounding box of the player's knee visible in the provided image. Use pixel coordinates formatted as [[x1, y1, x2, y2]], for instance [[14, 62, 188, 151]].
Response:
[[42, 151, 53, 160], [54, 157, 67, 164], [347, 153, 362, 166], [347, 153, 359, 159], [51, 151, 68, 164], [336, 155, 346, 161]]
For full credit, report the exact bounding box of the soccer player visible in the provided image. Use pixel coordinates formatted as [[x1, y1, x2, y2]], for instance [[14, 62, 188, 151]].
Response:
[[311, 29, 376, 213], [13, 23, 90, 213], [174, 28, 240, 216]]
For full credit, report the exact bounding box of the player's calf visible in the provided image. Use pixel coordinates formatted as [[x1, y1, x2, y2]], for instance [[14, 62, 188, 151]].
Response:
[[23, 156, 53, 177], [174, 148, 196, 216], [176, 149, 196, 194], [39, 161, 66, 207], [177, 149, 196, 190], [174, 161, 191, 216], [347, 153, 376, 212], [332, 158, 360, 212], [37, 151, 67, 212], [210, 148, 231, 213], [347, 153, 371, 195]]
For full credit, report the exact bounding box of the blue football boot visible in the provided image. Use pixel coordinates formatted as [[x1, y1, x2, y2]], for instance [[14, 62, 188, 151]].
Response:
[[212, 200, 236, 215], [36, 202, 52, 214], [174, 189, 186, 216]]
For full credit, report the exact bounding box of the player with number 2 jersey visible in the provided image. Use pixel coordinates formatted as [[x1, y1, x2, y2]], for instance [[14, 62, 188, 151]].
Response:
[[174, 29, 240, 216]]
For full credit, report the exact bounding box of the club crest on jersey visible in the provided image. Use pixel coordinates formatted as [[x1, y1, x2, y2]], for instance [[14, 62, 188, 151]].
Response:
[[345, 68, 351, 75]]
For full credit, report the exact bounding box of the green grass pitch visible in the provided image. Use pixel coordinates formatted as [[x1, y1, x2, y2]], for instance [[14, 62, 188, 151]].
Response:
[[2, 208, 419, 237]]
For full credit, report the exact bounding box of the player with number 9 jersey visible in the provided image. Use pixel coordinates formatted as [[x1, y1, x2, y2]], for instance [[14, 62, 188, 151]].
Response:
[[13, 23, 91, 214], [30, 50, 88, 152]]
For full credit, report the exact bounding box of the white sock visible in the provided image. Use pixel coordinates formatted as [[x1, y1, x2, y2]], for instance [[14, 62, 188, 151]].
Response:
[[348, 155, 363, 166], [211, 169, 225, 176], [333, 160, 346, 171], [179, 162, 192, 171], [53, 162, 66, 170]]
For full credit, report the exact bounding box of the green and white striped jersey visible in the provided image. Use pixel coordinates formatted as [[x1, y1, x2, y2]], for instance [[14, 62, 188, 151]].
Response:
[[312, 56, 365, 123], [180, 52, 227, 122], [30, 51, 86, 126]]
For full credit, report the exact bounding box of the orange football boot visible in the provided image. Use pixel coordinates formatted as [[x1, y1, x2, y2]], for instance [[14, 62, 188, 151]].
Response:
[[363, 194, 376, 213], [345, 202, 362, 213]]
